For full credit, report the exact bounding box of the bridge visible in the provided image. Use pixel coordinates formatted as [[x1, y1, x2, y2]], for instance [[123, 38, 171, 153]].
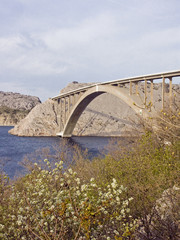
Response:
[[52, 70, 180, 137]]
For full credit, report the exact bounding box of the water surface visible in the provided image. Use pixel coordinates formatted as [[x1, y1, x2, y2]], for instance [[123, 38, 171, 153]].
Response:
[[0, 126, 113, 178]]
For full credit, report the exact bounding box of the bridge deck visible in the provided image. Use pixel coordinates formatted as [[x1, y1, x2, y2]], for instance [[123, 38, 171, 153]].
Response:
[[52, 70, 180, 100]]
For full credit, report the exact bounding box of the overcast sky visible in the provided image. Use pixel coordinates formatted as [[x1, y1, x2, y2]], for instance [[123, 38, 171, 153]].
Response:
[[0, 0, 180, 101]]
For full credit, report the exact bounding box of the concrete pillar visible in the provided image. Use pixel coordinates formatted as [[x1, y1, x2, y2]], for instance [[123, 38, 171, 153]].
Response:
[[67, 96, 70, 116], [72, 94, 75, 107], [70, 95, 73, 111], [150, 80, 153, 106], [77, 92, 82, 101], [162, 76, 165, 110], [57, 98, 60, 130], [60, 98, 62, 130], [129, 81, 132, 95], [64, 97, 66, 125], [79, 91, 84, 98], [169, 77, 172, 109], [135, 82, 138, 95], [144, 79, 147, 107], [118, 83, 124, 88]]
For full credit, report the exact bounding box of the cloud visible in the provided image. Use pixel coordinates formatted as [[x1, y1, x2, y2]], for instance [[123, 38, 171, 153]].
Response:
[[0, 12, 118, 77], [39, 13, 116, 50], [0, 0, 180, 100], [0, 34, 68, 75]]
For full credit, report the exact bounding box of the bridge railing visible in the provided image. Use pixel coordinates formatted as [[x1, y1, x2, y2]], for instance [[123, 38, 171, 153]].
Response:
[[52, 70, 180, 100]]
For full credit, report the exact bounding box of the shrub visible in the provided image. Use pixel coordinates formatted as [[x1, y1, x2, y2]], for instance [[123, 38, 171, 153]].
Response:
[[0, 160, 137, 239], [70, 108, 180, 239]]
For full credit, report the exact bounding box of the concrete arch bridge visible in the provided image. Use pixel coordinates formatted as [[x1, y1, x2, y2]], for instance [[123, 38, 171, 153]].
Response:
[[52, 70, 180, 137]]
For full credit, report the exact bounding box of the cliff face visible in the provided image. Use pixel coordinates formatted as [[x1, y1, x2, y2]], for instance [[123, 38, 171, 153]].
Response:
[[9, 83, 180, 137], [0, 92, 41, 126], [9, 100, 58, 136]]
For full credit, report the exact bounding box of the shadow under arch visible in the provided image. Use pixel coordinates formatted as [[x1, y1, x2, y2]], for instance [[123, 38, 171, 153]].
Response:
[[59, 85, 146, 137]]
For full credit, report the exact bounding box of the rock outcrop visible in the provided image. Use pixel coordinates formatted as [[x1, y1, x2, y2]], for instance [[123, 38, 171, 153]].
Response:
[[0, 91, 41, 126], [9, 99, 58, 136], [9, 82, 180, 137]]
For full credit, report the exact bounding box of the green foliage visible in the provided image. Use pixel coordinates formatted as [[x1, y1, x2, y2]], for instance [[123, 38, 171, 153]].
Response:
[[0, 160, 137, 239], [70, 108, 180, 239], [73, 134, 180, 214]]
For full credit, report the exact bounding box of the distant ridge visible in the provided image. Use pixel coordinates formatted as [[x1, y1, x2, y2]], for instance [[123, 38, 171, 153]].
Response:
[[0, 91, 41, 126], [0, 91, 41, 111]]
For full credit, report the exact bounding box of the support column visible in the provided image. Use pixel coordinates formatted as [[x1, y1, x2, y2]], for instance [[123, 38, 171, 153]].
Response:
[[162, 76, 165, 110], [135, 82, 138, 95], [60, 99, 62, 130], [129, 81, 132, 95], [57, 99, 60, 130], [67, 96, 70, 116], [76, 92, 79, 101], [79, 91, 83, 98], [118, 83, 124, 88], [64, 97, 66, 125], [144, 79, 147, 107], [169, 77, 172, 109], [69, 95, 71, 112], [72, 94, 75, 107], [150, 80, 153, 106], [77, 92, 82, 101]]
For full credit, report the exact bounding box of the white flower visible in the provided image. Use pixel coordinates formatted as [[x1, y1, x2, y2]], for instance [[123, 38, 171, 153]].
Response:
[[76, 190, 81, 196], [123, 200, 129, 206], [0, 224, 4, 230], [76, 178, 80, 184], [121, 209, 125, 214], [49, 205, 55, 210], [111, 178, 117, 189], [17, 220, 22, 226], [114, 230, 119, 235], [126, 208, 130, 213], [68, 168, 73, 174], [81, 184, 87, 191], [91, 183, 97, 187], [116, 196, 120, 202]]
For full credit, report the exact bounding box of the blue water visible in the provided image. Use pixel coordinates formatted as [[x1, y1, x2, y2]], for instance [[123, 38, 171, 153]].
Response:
[[0, 126, 112, 178]]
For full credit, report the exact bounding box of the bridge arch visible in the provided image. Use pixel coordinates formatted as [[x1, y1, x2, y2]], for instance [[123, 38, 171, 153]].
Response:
[[60, 85, 146, 137]]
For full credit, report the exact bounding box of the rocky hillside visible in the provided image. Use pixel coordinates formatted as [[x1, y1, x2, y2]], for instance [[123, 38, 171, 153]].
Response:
[[9, 82, 180, 137], [0, 91, 41, 126]]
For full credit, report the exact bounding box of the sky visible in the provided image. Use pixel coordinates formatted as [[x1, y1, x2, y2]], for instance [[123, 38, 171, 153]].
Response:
[[0, 0, 180, 102]]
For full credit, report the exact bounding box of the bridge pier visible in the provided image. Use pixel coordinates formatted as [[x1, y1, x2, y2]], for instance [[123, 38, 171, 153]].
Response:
[[151, 80, 153, 105], [162, 76, 165, 110], [56, 131, 72, 137], [144, 79, 147, 107], [169, 77, 172, 109]]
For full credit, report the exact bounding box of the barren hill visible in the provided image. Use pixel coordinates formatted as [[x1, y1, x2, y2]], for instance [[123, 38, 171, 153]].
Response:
[[0, 91, 41, 126]]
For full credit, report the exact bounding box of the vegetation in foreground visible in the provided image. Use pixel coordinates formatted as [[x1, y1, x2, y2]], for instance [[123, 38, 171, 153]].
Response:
[[0, 108, 180, 239]]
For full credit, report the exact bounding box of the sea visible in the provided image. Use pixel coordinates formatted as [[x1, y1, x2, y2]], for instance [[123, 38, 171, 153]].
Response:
[[0, 126, 114, 179]]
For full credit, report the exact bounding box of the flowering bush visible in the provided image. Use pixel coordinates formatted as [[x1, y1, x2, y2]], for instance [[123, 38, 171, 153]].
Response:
[[0, 160, 137, 239]]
